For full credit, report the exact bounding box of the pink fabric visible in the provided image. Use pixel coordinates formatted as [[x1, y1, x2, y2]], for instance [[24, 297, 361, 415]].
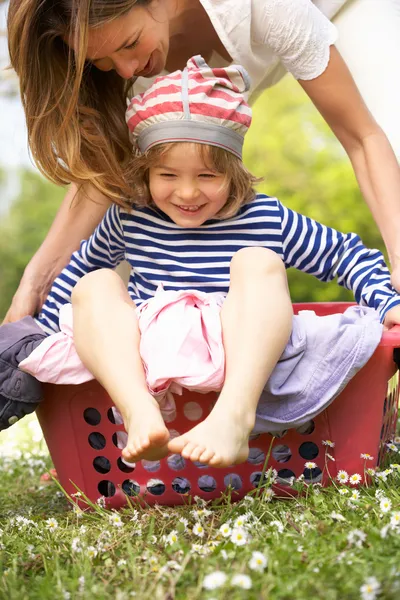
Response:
[[19, 289, 226, 416]]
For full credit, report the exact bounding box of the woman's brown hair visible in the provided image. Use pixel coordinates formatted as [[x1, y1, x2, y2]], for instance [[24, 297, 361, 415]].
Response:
[[7, 0, 149, 201], [125, 142, 261, 218]]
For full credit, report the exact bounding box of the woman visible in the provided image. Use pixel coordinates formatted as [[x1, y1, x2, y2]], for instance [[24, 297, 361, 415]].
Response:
[[5, 0, 400, 321]]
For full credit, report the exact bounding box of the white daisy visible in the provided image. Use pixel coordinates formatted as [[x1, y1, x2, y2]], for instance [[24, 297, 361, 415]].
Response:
[[360, 453, 374, 461], [117, 559, 127, 567], [219, 523, 232, 538], [86, 546, 97, 559], [380, 497, 392, 513], [45, 518, 58, 531], [349, 473, 362, 486], [203, 571, 227, 590], [360, 576, 380, 600], [192, 522, 205, 538], [233, 515, 249, 529], [322, 440, 335, 448], [330, 512, 346, 522], [109, 513, 124, 528], [336, 470, 349, 484], [386, 443, 399, 452], [248, 551, 268, 572], [231, 574, 252, 590], [390, 511, 400, 527], [347, 529, 366, 548], [270, 520, 284, 534], [166, 530, 179, 545], [230, 527, 248, 546], [338, 488, 349, 496], [351, 489, 360, 500], [304, 461, 317, 470]]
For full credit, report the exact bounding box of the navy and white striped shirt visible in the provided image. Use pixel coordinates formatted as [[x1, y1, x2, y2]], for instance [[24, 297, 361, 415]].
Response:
[[38, 194, 400, 334]]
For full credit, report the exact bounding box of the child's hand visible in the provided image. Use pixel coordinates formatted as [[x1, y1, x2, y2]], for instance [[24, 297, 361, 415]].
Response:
[[383, 305, 400, 330]]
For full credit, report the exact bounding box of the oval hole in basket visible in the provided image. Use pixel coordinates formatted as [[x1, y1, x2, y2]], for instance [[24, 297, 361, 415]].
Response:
[[224, 473, 242, 491], [250, 471, 268, 487], [183, 401, 203, 421], [277, 469, 296, 485], [272, 444, 292, 463], [172, 477, 191, 494], [83, 408, 101, 426], [122, 479, 140, 496], [98, 480, 116, 497], [167, 454, 186, 471], [303, 466, 322, 483], [88, 432, 106, 450], [247, 447, 266, 465], [198, 475, 217, 492], [296, 421, 315, 435], [93, 456, 111, 474], [142, 460, 160, 473], [299, 441, 319, 460], [146, 479, 166, 496], [117, 457, 135, 473], [112, 431, 128, 449], [107, 407, 124, 425]]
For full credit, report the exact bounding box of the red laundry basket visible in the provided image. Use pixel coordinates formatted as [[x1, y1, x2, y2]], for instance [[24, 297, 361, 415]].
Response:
[[36, 303, 400, 508]]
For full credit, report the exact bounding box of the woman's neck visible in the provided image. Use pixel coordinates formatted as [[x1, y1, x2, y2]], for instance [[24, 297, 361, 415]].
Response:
[[166, 0, 231, 71]]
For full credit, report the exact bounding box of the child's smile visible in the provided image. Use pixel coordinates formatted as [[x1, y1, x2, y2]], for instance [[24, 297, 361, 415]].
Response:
[[149, 143, 230, 227]]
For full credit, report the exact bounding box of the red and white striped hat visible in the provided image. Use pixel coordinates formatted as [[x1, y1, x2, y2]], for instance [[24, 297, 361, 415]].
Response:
[[126, 55, 252, 159]]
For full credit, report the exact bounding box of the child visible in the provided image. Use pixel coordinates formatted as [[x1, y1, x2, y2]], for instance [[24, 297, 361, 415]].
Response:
[[1, 57, 400, 469]]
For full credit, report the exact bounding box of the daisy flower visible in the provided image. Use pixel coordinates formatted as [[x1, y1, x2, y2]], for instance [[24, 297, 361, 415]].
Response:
[[166, 530, 179, 545], [366, 468, 376, 476], [338, 488, 349, 496], [326, 453, 335, 462], [386, 442, 398, 452], [380, 497, 392, 513], [336, 470, 349, 484], [390, 512, 400, 527], [203, 571, 227, 590], [249, 551, 268, 572], [270, 520, 284, 534], [192, 522, 205, 538], [360, 576, 380, 600], [230, 527, 248, 546], [219, 523, 232, 538], [86, 546, 98, 559], [117, 559, 127, 567], [109, 513, 124, 528], [304, 461, 317, 470], [330, 512, 346, 522], [233, 515, 249, 528], [231, 574, 252, 589], [322, 440, 335, 448], [347, 529, 366, 548], [361, 453, 374, 461], [350, 489, 360, 501], [45, 518, 58, 531], [349, 473, 362, 486]]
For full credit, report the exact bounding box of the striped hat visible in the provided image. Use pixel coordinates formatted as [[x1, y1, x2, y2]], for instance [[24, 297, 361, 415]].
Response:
[[126, 55, 252, 159]]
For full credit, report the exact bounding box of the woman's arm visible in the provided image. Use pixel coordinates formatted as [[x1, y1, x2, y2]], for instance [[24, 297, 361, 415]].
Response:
[[3, 183, 112, 323], [299, 47, 400, 286]]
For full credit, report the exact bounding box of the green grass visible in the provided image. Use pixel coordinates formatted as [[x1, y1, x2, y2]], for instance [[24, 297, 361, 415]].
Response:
[[1, 417, 400, 600]]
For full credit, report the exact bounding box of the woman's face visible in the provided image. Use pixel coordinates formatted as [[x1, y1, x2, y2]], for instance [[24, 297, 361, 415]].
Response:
[[83, 1, 170, 79]]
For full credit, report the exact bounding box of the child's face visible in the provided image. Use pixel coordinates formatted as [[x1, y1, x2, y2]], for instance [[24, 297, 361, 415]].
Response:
[[148, 144, 230, 227]]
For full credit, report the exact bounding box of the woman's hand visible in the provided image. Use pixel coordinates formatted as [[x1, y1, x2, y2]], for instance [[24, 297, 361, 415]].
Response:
[[383, 305, 400, 330], [3, 275, 47, 323]]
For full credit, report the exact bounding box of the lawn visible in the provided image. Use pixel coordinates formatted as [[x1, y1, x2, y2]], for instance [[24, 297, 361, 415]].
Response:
[[0, 416, 399, 600]]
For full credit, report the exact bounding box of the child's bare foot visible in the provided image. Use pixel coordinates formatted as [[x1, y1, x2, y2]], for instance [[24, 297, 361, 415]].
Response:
[[121, 394, 170, 463], [167, 407, 253, 467]]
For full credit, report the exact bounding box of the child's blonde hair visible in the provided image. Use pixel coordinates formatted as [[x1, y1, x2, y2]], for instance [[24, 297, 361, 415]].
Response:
[[125, 143, 261, 219]]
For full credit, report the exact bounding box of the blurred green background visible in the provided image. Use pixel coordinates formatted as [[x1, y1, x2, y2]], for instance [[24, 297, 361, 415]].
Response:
[[0, 76, 385, 320]]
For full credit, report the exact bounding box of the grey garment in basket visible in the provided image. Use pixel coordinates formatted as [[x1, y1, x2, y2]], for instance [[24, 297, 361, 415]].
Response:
[[254, 305, 383, 435], [0, 317, 46, 430]]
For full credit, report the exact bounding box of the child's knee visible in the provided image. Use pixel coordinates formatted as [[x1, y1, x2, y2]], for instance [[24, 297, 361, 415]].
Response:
[[72, 269, 120, 303], [230, 247, 285, 277]]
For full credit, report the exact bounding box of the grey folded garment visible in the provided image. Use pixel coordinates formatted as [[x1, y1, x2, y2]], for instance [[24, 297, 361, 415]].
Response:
[[0, 317, 47, 431], [254, 305, 383, 435]]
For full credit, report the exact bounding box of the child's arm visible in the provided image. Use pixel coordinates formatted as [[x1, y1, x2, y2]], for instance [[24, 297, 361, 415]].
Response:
[[277, 200, 400, 324], [37, 204, 126, 334]]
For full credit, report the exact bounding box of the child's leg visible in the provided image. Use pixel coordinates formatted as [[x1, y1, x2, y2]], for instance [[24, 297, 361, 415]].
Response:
[[168, 248, 293, 467], [71, 269, 169, 462]]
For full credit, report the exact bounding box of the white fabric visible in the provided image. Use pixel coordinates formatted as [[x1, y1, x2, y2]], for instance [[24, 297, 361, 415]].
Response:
[[133, 0, 400, 154], [134, 0, 340, 103]]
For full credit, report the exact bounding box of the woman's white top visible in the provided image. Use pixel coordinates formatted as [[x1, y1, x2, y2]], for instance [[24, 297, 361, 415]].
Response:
[[134, 0, 347, 103]]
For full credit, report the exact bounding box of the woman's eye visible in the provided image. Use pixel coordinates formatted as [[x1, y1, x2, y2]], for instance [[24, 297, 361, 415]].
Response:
[[160, 173, 175, 178], [125, 38, 139, 50], [199, 174, 216, 179]]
